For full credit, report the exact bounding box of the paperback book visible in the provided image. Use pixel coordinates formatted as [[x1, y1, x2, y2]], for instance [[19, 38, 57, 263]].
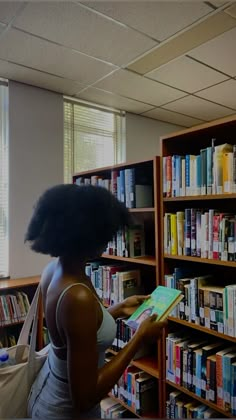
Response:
[[126, 286, 183, 330]]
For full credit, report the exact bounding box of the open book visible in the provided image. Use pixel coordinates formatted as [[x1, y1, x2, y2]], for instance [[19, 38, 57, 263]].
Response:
[[126, 285, 183, 330]]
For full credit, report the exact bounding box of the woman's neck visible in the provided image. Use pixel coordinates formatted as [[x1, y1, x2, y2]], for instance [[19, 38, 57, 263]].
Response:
[[59, 256, 87, 279]]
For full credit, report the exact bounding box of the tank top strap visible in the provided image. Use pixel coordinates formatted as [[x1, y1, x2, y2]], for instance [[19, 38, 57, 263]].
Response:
[[55, 282, 101, 333]]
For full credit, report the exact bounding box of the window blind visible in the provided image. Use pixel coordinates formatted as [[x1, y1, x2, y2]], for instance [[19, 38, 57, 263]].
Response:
[[64, 100, 125, 183], [0, 84, 9, 278]]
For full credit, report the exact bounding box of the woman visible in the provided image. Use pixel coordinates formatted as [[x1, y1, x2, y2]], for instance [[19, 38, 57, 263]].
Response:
[[25, 184, 166, 419]]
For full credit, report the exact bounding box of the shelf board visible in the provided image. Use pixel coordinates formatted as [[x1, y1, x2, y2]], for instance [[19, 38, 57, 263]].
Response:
[[164, 254, 236, 267], [107, 349, 159, 379], [129, 207, 155, 213], [0, 276, 40, 290], [168, 317, 236, 343], [163, 193, 236, 202], [0, 320, 24, 328], [108, 392, 158, 418], [132, 355, 159, 379], [166, 380, 234, 418], [102, 254, 156, 266]]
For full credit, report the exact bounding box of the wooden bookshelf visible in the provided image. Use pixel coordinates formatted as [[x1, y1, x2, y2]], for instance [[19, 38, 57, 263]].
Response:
[[107, 349, 159, 379], [0, 276, 43, 348], [166, 380, 234, 418], [108, 392, 158, 418], [160, 114, 236, 419], [168, 316, 236, 343], [102, 253, 156, 266], [0, 275, 40, 290], [73, 157, 162, 417], [164, 254, 236, 267]]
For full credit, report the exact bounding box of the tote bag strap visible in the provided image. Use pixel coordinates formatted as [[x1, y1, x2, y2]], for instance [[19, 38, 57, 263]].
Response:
[[17, 284, 41, 347]]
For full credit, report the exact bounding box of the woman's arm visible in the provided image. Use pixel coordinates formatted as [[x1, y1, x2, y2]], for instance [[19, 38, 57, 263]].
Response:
[[60, 286, 164, 417], [108, 295, 150, 319]]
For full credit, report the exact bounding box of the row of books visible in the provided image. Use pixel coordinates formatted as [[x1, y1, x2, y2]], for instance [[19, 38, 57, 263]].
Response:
[[104, 224, 145, 259], [163, 142, 236, 197], [164, 209, 236, 261], [85, 262, 142, 306], [166, 391, 219, 418], [106, 353, 158, 416], [110, 317, 152, 359], [101, 397, 136, 418], [0, 330, 17, 348], [165, 268, 236, 337], [0, 291, 30, 326], [166, 334, 236, 414], [75, 168, 153, 209]]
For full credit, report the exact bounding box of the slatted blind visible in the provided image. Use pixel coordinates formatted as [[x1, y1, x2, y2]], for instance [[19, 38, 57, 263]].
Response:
[[64, 100, 125, 183], [0, 83, 9, 278]]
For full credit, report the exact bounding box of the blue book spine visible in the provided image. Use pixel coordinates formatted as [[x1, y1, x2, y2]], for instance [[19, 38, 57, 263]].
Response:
[[207, 146, 213, 195], [175, 155, 181, 197], [129, 168, 135, 208], [185, 155, 190, 195], [231, 363, 236, 415], [117, 175, 121, 201], [196, 352, 202, 396], [196, 155, 201, 195], [120, 170, 125, 204], [184, 208, 191, 256], [172, 155, 177, 197]]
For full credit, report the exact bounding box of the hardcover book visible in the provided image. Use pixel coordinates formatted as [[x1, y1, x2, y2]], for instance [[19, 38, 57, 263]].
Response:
[[126, 286, 183, 330]]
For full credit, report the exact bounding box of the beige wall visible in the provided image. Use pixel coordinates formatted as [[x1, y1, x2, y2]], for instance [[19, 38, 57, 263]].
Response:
[[9, 81, 64, 278], [125, 112, 183, 161], [7, 84, 182, 278]]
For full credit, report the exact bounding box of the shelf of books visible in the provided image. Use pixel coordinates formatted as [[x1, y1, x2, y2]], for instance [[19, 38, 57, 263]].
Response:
[[161, 114, 236, 419], [73, 157, 162, 418], [0, 276, 43, 348]]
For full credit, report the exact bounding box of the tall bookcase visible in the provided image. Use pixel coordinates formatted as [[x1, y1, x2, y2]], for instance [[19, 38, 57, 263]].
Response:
[[160, 114, 236, 418], [73, 157, 164, 418], [0, 276, 43, 349]]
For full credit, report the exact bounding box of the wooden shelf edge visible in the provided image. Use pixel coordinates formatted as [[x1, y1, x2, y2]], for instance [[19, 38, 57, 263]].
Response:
[[73, 158, 154, 178], [106, 349, 159, 379], [164, 254, 236, 267], [166, 380, 234, 418], [0, 276, 40, 290], [102, 254, 156, 266], [129, 207, 155, 213], [168, 316, 236, 342], [108, 392, 141, 418], [108, 392, 158, 418], [163, 193, 236, 202]]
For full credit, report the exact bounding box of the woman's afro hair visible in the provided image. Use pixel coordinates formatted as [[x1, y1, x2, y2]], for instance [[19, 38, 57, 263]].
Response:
[[25, 184, 131, 258]]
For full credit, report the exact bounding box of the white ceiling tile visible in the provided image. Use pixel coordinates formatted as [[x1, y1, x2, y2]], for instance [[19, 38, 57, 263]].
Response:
[[189, 26, 236, 76], [0, 2, 25, 24], [94, 69, 186, 107], [163, 95, 235, 121], [76, 87, 154, 113], [13, 2, 156, 66], [196, 79, 236, 109], [0, 59, 85, 95], [146, 55, 228, 93], [83, 1, 212, 41], [142, 107, 203, 127], [0, 29, 117, 85]]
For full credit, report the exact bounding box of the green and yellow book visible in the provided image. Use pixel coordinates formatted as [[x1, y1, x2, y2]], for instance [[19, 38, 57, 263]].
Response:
[[126, 285, 183, 330]]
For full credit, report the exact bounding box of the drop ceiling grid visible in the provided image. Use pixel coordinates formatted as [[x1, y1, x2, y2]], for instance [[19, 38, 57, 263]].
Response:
[[0, 58, 86, 95], [79, 1, 214, 42], [0, 1, 234, 124], [10, 1, 157, 67]]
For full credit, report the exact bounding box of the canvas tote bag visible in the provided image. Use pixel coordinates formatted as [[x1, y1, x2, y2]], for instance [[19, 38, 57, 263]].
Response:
[[0, 284, 49, 418]]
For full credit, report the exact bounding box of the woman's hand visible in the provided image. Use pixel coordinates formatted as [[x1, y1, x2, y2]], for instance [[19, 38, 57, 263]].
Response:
[[121, 295, 150, 317], [136, 314, 167, 343]]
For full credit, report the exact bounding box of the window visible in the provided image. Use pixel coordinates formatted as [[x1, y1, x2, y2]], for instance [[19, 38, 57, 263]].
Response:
[[64, 99, 125, 183], [0, 82, 9, 278]]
